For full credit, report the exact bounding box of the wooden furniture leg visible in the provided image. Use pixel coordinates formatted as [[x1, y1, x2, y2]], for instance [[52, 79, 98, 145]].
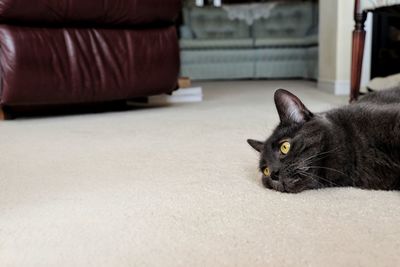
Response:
[[0, 107, 5, 120], [0, 106, 15, 120], [350, 0, 367, 102]]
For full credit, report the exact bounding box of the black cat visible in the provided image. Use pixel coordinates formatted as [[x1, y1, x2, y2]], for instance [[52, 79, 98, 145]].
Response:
[[247, 88, 400, 193]]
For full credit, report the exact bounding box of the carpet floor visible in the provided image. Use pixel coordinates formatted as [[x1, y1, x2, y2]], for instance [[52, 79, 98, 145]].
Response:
[[1, 80, 399, 266]]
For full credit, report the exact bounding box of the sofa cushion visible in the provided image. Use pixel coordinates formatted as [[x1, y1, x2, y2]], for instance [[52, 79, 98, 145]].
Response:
[[253, 2, 318, 38], [184, 7, 250, 39], [180, 49, 256, 80], [0, 0, 181, 26], [254, 35, 318, 48], [0, 25, 179, 106], [180, 38, 253, 49]]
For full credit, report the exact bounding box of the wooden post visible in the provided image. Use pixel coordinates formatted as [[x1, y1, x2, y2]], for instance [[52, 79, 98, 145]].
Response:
[[178, 77, 192, 89], [350, 0, 367, 102], [0, 107, 5, 120], [0, 106, 15, 120]]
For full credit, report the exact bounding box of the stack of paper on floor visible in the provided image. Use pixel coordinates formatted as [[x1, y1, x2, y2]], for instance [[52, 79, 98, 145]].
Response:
[[148, 86, 203, 103]]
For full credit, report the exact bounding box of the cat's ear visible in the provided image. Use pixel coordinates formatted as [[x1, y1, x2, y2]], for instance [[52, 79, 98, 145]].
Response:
[[274, 89, 313, 124], [247, 139, 263, 152]]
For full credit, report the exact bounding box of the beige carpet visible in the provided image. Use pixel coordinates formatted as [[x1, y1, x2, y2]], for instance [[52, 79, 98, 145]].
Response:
[[1, 80, 399, 267]]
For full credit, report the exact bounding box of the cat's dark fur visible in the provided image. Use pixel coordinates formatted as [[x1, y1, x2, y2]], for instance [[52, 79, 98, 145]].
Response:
[[247, 88, 400, 193]]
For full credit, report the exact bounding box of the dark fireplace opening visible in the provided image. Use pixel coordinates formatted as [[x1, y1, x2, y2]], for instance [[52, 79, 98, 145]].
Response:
[[371, 9, 400, 79]]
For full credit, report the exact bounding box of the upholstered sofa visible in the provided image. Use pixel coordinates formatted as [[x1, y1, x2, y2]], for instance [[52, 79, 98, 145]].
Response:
[[0, 0, 181, 118], [180, 1, 318, 81]]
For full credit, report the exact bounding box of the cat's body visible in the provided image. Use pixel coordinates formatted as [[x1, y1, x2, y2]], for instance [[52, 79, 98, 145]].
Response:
[[248, 88, 400, 193]]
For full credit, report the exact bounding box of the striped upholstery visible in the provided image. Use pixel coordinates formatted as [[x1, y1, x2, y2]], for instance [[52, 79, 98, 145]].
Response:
[[361, 0, 400, 11], [180, 2, 319, 81]]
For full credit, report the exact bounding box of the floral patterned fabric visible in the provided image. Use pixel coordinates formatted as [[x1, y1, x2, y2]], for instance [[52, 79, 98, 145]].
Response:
[[362, 0, 400, 11], [222, 3, 277, 25]]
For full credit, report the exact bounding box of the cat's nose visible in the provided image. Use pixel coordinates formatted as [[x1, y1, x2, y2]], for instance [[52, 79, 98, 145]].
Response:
[[270, 171, 280, 181]]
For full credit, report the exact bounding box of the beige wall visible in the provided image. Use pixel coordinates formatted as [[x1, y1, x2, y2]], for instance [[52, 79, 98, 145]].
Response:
[[336, 0, 354, 80], [318, 0, 338, 81], [318, 0, 354, 95]]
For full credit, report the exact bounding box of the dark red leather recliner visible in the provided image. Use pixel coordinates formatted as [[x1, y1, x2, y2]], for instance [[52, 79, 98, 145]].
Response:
[[0, 0, 181, 118]]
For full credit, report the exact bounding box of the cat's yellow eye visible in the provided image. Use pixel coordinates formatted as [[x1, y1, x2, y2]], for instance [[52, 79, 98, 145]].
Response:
[[280, 141, 291, 155], [263, 167, 270, 177]]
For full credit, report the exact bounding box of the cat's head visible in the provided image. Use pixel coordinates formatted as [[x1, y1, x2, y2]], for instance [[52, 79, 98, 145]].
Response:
[[247, 89, 332, 193]]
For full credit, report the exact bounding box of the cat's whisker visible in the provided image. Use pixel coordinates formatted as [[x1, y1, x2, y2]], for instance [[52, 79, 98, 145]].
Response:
[[297, 170, 340, 187], [307, 166, 347, 177], [301, 153, 335, 167], [296, 172, 322, 188], [300, 148, 339, 163]]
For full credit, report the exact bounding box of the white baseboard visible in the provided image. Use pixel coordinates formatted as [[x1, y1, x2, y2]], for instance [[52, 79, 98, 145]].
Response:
[[318, 80, 350, 95]]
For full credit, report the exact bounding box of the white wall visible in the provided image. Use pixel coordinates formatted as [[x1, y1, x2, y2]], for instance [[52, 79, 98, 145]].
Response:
[[318, 0, 338, 83], [336, 0, 354, 82]]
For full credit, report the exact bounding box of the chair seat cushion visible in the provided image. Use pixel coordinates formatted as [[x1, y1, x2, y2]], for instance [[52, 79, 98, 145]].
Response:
[[0, 25, 179, 106], [361, 0, 400, 11], [0, 0, 181, 26]]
